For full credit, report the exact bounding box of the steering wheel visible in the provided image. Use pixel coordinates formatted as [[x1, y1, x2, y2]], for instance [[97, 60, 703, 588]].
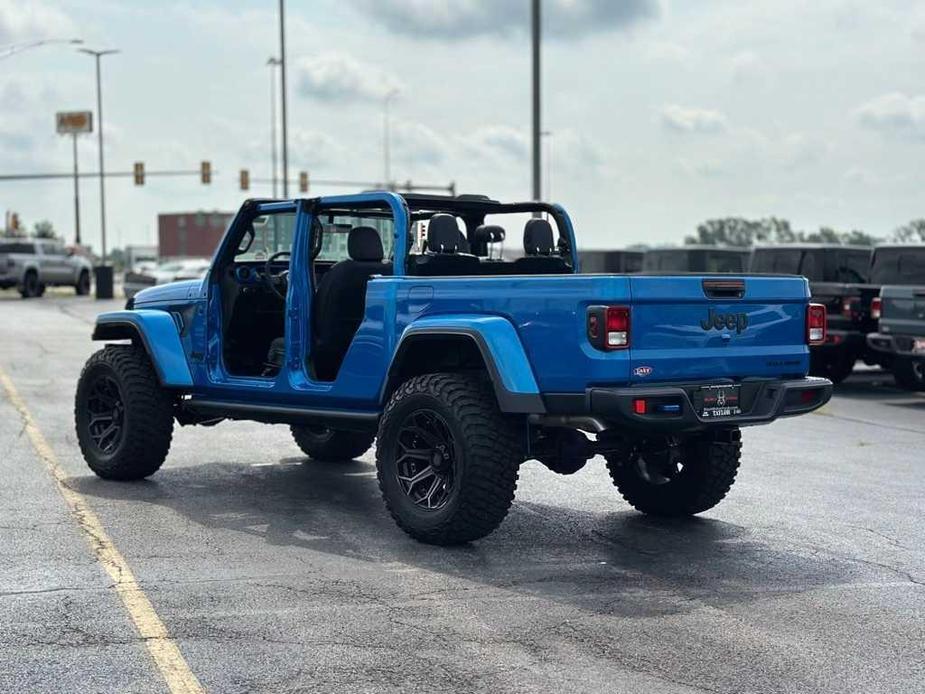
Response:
[[263, 250, 291, 301]]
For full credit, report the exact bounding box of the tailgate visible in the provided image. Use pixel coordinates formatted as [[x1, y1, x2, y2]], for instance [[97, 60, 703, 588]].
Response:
[[881, 286, 925, 337], [627, 275, 810, 383]]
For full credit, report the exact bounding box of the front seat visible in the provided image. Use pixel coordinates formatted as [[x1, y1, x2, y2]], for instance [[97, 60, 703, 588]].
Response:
[[409, 214, 480, 276], [512, 218, 569, 274], [312, 226, 392, 380]]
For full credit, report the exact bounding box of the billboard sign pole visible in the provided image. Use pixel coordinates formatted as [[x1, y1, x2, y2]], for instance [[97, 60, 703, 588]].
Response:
[[56, 111, 93, 246]]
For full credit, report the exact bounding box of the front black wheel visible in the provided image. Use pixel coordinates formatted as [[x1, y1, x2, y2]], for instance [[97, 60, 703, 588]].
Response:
[[75, 345, 174, 480], [290, 424, 374, 461], [605, 429, 741, 516], [19, 271, 39, 298], [376, 373, 523, 545], [893, 358, 925, 391], [75, 270, 91, 295]]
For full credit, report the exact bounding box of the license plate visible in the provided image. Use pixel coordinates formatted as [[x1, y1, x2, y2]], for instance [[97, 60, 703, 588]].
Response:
[[914, 339, 925, 354], [697, 384, 742, 419]]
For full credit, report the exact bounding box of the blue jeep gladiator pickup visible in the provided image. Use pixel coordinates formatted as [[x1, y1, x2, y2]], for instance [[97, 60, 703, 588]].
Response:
[[74, 193, 832, 544]]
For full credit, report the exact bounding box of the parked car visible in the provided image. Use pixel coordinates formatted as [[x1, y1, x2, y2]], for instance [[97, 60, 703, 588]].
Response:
[[866, 245, 925, 390], [580, 249, 644, 274], [0, 238, 93, 298], [123, 258, 211, 300], [750, 244, 874, 383], [642, 246, 751, 273], [74, 192, 831, 545]]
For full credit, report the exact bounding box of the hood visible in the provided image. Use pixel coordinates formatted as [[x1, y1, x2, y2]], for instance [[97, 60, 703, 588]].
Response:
[[134, 278, 204, 305]]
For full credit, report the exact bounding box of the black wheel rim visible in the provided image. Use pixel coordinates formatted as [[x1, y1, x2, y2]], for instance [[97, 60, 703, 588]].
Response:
[[393, 409, 456, 510], [86, 375, 125, 455]]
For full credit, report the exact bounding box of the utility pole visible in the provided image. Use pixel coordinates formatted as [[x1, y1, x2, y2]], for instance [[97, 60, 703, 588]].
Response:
[[267, 57, 280, 198], [278, 0, 289, 198], [531, 0, 542, 203], [71, 133, 81, 245]]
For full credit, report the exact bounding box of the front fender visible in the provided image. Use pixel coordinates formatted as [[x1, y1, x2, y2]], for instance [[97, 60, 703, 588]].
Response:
[[392, 314, 544, 413], [92, 310, 193, 388]]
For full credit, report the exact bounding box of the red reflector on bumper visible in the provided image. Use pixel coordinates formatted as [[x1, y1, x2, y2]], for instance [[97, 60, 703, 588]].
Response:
[[633, 398, 647, 415]]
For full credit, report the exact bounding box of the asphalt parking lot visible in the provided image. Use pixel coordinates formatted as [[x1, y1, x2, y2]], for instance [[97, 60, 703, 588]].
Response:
[[1, 291, 923, 694]]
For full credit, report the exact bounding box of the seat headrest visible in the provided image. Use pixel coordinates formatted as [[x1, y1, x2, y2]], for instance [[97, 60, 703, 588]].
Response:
[[475, 224, 506, 244], [524, 218, 556, 256], [427, 214, 463, 254], [348, 226, 384, 262]]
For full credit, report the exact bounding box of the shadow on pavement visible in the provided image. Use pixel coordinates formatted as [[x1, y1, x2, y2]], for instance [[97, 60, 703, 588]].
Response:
[[69, 456, 859, 618]]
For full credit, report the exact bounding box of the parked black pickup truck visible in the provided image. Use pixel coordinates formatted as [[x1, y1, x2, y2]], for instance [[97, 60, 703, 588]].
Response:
[[580, 249, 643, 274], [866, 245, 925, 391], [642, 246, 750, 273], [750, 244, 874, 383]]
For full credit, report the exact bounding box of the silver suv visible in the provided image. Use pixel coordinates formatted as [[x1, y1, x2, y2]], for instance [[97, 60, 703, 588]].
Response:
[[0, 239, 93, 298]]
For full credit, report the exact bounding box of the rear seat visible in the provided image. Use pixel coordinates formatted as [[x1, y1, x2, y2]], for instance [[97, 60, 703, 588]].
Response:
[[407, 214, 481, 276], [511, 218, 569, 274]]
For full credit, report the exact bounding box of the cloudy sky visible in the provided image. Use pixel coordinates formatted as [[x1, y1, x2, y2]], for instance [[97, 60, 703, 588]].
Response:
[[1, 0, 923, 251]]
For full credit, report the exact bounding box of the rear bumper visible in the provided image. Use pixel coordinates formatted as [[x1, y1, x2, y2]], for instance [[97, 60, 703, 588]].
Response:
[[543, 377, 832, 432], [867, 332, 925, 358]]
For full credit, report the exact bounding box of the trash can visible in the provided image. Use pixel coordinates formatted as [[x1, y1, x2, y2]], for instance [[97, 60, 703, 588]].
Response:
[[94, 265, 114, 300]]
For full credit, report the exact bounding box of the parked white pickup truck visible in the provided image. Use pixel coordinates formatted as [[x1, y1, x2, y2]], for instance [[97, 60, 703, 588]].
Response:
[[0, 239, 93, 298]]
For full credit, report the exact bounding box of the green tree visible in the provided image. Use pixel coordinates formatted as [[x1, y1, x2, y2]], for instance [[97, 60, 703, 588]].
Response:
[[32, 220, 57, 239], [892, 219, 925, 242], [685, 217, 795, 247]]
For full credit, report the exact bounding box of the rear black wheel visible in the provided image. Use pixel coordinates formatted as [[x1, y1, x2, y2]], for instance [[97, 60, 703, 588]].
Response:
[[605, 429, 741, 516], [893, 358, 925, 392], [290, 424, 374, 461], [376, 373, 523, 545], [75, 270, 91, 295], [19, 270, 39, 298], [810, 350, 855, 384], [75, 345, 174, 480]]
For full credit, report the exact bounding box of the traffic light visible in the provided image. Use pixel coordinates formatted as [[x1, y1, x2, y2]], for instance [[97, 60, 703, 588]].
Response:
[[10, 213, 20, 232], [239, 169, 249, 191], [200, 161, 211, 184], [133, 161, 145, 185], [299, 171, 309, 193]]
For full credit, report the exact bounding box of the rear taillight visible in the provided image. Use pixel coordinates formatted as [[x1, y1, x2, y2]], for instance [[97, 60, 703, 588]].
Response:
[[587, 305, 630, 350], [871, 296, 882, 321], [807, 303, 827, 345], [841, 296, 859, 319]]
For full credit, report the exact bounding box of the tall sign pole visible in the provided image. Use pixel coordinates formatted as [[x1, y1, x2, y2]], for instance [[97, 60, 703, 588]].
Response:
[[72, 133, 81, 245], [279, 0, 289, 198], [531, 0, 542, 203], [267, 57, 280, 198], [56, 110, 93, 246]]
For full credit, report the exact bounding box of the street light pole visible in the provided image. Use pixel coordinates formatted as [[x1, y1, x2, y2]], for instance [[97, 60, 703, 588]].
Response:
[[531, 0, 542, 203], [383, 89, 399, 190], [267, 57, 280, 198], [79, 48, 118, 262], [278, 0, 289, 198]]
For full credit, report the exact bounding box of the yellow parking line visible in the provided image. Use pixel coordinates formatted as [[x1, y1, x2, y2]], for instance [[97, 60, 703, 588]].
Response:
[[0, 366, 205, 694]]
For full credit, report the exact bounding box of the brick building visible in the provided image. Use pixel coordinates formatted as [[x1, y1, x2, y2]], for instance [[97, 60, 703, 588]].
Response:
[[158, 211, 233, 259]]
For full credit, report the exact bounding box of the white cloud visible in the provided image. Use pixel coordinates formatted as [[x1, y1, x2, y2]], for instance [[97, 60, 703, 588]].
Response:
[[856, 92, 925, 139], [660, 105, 728, 134], [296, 52, 403, 103], [0, 0, 75, 45], [349, 0, 659, 40]]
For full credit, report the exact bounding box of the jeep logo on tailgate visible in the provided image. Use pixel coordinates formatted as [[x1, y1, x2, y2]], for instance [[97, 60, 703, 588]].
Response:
[[700, 308, 748, 334]]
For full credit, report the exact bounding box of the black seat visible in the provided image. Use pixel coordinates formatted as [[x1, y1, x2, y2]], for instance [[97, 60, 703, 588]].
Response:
[[409, 214, 480, 276], [312, 226, 392, 380], [512, 218, 569, 274]]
